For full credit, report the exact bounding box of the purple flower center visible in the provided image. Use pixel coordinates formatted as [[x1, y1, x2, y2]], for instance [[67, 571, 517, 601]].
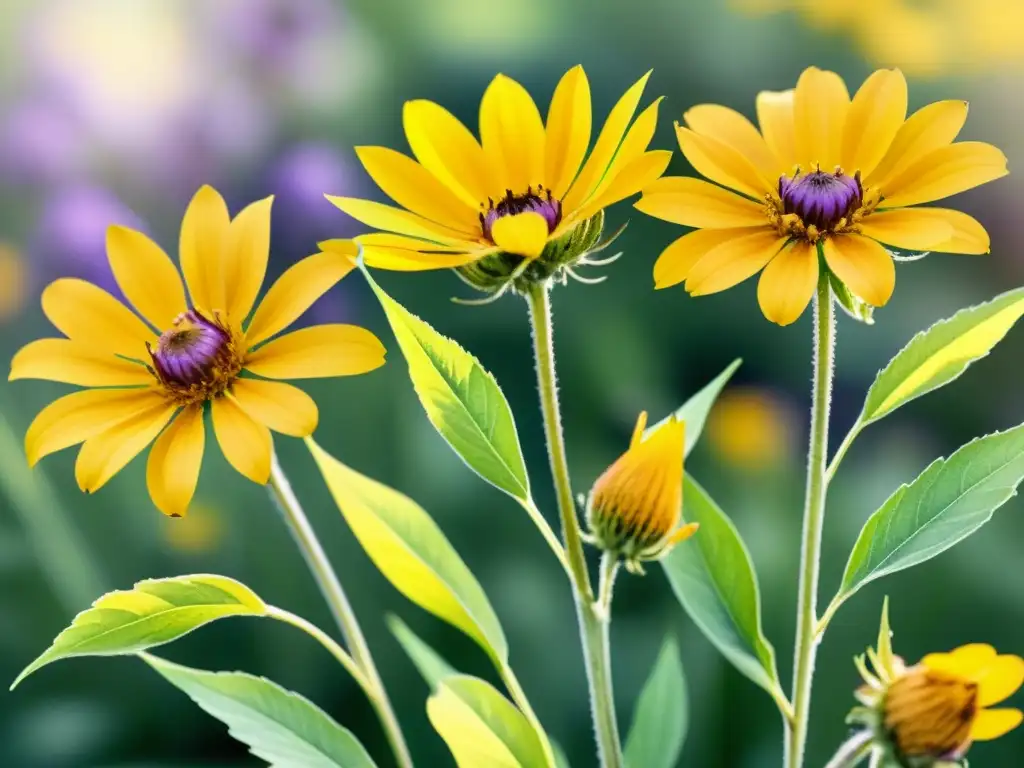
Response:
[[480, 186, 562, 242], [779, 170, 862, 232], [151, 310, 232, 387]]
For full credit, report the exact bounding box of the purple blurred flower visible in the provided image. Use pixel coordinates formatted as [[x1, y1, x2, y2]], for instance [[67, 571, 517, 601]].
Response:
[[0, 99, 86, 186]]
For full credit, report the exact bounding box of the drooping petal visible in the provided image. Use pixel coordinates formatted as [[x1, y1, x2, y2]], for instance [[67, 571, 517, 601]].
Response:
[[325, 196, 478, 244], [653, 227, 763, 289], [25, 387, 165, 466], [976, 656, 1024, 707], [10, 339, 154, 386], [179, 184, 231, 313], [676, 124, 773, 198], [355, 233, 469, 252], [574, 150, 672, 222], [822, 235, 895, 307], [793, 67, 850, 171], [41, 278, 155, 360], [245, 324, 386, 379], [756, 89, 798, 172], [231, 378, 318, 437], [545, 65, 592, 199], [970, 709, 1023, 741], [244, 246, 357, 348], [878, 142, 1008, 208], [106, 225, 187, 330], [75, 400, 177, 493], [146, 404, 205, 517], [685, 229, 788, 296], [841, 69, 908, 177], [489, 211, 549, 259], [211, 395, 272, 484], [635, 177, 769, 229], [757, 241, 819, 326], [859, 208, 955, 251], [479, 74, 545, 194], [685, 103, 782, 179], [222, 195, 274, 325], [358, 243, 488, 271], [866, 100, 969, 190]]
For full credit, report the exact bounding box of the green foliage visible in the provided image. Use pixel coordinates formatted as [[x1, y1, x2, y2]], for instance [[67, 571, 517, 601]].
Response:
[[648, 358, 741, 457], [624, 635, 688, 768], [143, 654, 377, 768], [387, 615, 457, 690]]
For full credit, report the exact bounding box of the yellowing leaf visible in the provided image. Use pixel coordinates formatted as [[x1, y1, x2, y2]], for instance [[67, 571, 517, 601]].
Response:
[[13, 575, 266, 688], [308, 439, 508, 664]]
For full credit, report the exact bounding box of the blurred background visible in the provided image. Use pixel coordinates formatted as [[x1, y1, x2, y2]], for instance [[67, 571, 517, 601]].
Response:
[[1, 0, 1022, 766]]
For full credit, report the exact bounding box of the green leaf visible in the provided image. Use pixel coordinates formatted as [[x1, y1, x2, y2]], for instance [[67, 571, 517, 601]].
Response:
[[624, 635, 687, 768], [861, 286, 1024, 425], [552, 741, 572, 768], [427, 675, 549, 768], [649, 359, 742, 457], [360, 267, 529, 500], [661, 475, 780, 696], [13, 575, 265, 688], [143, 655, 377, 768], [387, 614, 457, 689], [836, 424, 1024, 607], [308, 439, 508, 665]]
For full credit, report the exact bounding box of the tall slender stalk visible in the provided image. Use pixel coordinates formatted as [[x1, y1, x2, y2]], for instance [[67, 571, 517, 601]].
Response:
[[267, 454, 413, 768], [526, 283, 623, 768], [785, 273, 836, 768]]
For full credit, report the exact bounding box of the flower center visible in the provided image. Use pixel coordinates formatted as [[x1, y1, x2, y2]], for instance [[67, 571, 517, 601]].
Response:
[[779, 168, 863, 234], [884, 666, 978, 759], [149, 310, 243, 404], [480, 186, 562, 242]]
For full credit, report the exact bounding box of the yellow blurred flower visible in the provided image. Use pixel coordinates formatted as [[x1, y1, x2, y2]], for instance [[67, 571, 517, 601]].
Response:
[[0, 243, 28, 321], [327, 65, 669, 293], [162, 501, 224, 553], [636, 66, 1008, 325], [9, 185, 385, 517], [586, 412, 697, 573], [707, 387, 792, 470]]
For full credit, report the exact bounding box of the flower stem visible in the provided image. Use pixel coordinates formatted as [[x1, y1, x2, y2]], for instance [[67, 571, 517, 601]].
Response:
[[785, 273, 835, 768], [267, 454, 413, 768], [526, 283, 623, 768], [265, 605, 371, 693], [822, 732, 873, 768]]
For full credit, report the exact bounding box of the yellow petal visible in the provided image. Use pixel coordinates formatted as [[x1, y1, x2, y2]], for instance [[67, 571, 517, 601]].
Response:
[[686, 229, 788, 295], [355, 146, 480, 234], [41, 278, 155, 360], [231, 378, 318, 437], [582, 97, 663, 209], [355, 233, 469, 252], [563, 71, 651, 213], [970, 708, 1023, 741], [403, 99, 492, 207], [106, 225, 187, 330], [822, 235, 895, 307], [489, 211, 549, 259], [359, 244, 488, 271], [757, 89, 798, 172], [10, 339, 154, 386], [977, 656, 1024, 707], [245, 247, 357, 348], [179, 184, 231, 313], [676, 124, 772, 198], [793, 67, 850, 171], [75, 400, 176, 493], [685, 103, 782, 180], [635, 177, 768, 229], [867, 100, 969, 190], [325, 195, 476, 244], [545, 65, 592, 199], [951, 644, 999, 676], [25, 388, 165, 466], [574, 150, 672, 222], [479, 73, 545, 194], [211, 395, 272, 484], [222, 195, 273, 325], [757, 241, 819, 326], [653, 227, 763, 289], [925, 209, 991, 254], [879, 142, 1008, 208], [246, 324, 386, 379], [841, 69, 908, 177], [859, 208, 954, 251], [146, 405, 205, 517]]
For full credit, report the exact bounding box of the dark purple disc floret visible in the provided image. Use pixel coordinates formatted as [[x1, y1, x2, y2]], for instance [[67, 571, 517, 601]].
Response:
[[151, 310, 231, 386], [780, 170, 862, 232], [481, 186, 562, 241]]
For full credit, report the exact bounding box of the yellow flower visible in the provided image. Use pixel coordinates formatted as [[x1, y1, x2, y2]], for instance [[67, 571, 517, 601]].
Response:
[[636, 66, 1008, 326], [10, 185, 386, 517], [707, 387, 793, 470], [326, 65, 669, 292], [586, 412, 697, 573]]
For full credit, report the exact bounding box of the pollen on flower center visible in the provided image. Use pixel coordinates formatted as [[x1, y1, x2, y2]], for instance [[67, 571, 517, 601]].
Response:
[[480, 186, 563, 242], [149, 310, 243, 404]]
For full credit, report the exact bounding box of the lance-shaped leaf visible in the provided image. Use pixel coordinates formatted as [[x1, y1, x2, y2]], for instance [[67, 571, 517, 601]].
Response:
[[360, 267, 529, 500], [144, 655, 377, 768], [835, 423, 1024, 609], [649, 359, 741, 457], [13, 575, 265, 688], [861, 287, 1024, 425], [428, 675, 549, 768], [624, 635, 688, 768], [387, 615, 457, 690], [661, 475, 780, 697], [309, 439, 508, 665]]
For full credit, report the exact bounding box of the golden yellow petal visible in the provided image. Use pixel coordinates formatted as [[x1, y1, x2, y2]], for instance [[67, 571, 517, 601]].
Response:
[[10, 339, 154, 387], [106, 225, 187, 330], [355, 233, 467, 252], [545, 65, 592, 200], [489, 211, 549, 259], [970, 708, 1023, 741], [146, 404, 204, 517], [841, 69, 908, 177], [222, 195, 273, 325], [757, 241, 819, 326], [41, 278, 155, 360], [580, 97, 663, 210], [879, 141, 1008, 208], [822, 235, 895, 307], [858, 208, 955, 251], [977, 656, 1024, 707], [231, 378, 318, 437], [325, 195, 476, 244], [179, 184, 230, 313], [686, 229, 788, 296], [211, 396, 272, 484], [653, 227, 763, 289], [924, 209, 991, 254], [867, 100, 968, 190], [479, 73, 545, 194], [573, 150, 672, 223], [635, 177, 768, 229], [359, 244, 489, 271], [75, 400, 176, 493], [756, 89, 798, 172], [245, 324, 386, 379], [675, 124, 772, 198], [685, 103, 782, 179], [794, 67, 850, 171]]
